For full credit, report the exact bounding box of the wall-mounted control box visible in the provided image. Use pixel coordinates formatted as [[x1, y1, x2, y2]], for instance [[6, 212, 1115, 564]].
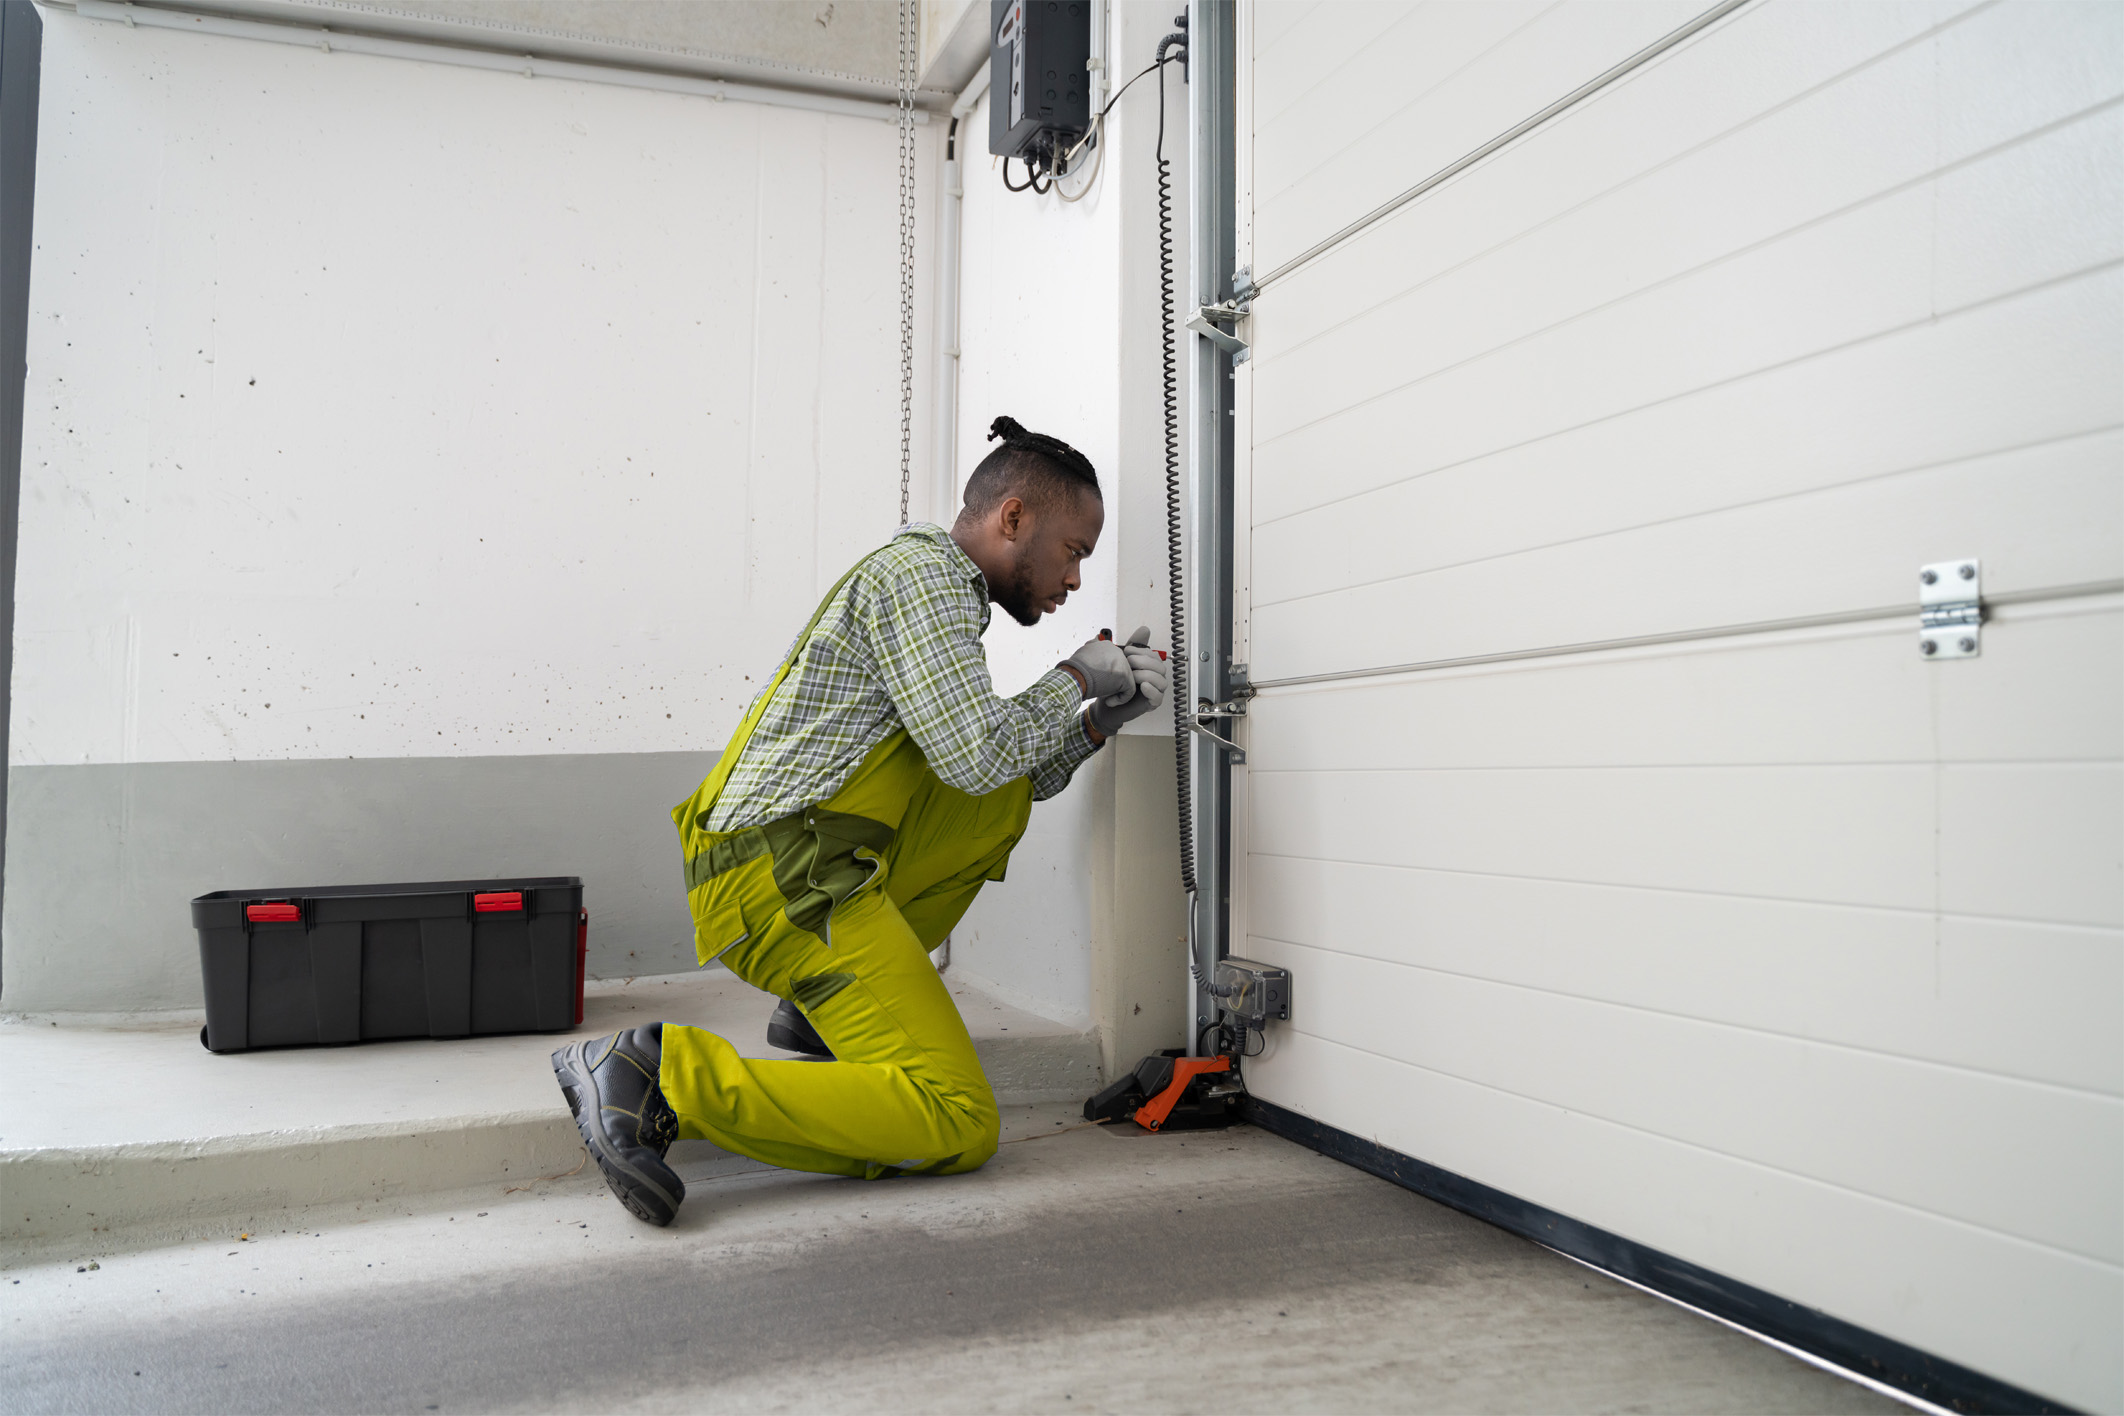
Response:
[[989, 0, 1091, 166]]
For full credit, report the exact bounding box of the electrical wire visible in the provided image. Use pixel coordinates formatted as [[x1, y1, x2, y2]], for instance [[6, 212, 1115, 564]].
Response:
[[1004, 52, 1182, 199], [1001, 153, 1040, 192], [1058, 52, 1180, 169], [1052, 128, 1103, 202], [1154, 41, 1194, 901]]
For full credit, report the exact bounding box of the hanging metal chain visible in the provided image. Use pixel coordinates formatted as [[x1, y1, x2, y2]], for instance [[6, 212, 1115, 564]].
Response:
[[896, 0, 917, 526]]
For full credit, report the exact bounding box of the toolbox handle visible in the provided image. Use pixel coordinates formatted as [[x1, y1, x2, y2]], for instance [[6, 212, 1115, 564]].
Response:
[[473, 891, 524, 913], [245, 902, 301, 924]]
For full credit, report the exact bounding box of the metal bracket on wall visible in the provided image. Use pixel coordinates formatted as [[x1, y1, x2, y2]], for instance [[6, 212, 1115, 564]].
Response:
[[1188, 712, 1243, 763], [1918, 559, 1982, 659], [1189, 660, 1254, 762], [1187, 302, 1250, 363]]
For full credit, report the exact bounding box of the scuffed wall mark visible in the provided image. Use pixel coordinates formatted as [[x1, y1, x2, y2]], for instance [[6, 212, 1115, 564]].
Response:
[[201, 706, 240, 760]]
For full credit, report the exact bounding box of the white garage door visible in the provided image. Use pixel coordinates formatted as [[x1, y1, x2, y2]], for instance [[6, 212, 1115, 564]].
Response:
[[1229, 2, 2122, 1409]]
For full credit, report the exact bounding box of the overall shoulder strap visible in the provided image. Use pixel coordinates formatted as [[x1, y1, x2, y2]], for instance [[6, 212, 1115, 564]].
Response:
[[676, 543, 894, 830]]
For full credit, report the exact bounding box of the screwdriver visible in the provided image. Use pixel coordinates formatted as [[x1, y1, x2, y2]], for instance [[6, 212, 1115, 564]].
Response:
[[1100, 628, 1169, 661]]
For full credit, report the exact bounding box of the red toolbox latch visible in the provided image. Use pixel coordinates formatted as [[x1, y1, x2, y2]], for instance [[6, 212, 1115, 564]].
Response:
[[473, 891, 524, 913], [245, 902, 301, 924]]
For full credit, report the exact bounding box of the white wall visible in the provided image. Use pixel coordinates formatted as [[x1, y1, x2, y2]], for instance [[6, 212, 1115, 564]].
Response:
[[15, 11, 934, 769], [943, 0, 1193, 1035], [9, 3, 1190, 1037]]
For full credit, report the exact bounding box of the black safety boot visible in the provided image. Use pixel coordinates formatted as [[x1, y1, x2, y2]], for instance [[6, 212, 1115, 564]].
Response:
[[551, 1025, 684, 1226], [766, 998, 833, 1059]]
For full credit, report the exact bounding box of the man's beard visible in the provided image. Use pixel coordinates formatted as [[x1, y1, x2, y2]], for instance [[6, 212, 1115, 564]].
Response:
[[993, 558, 1045, 627]]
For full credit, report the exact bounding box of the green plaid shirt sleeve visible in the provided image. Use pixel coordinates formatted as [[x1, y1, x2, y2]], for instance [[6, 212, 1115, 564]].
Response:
[[1028, 696, 1104, 799], [861, 538, 1093, 799], [705, 525, 1101, 831]]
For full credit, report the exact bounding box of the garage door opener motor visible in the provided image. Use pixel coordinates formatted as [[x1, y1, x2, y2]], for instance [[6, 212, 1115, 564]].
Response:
[[1083, 957, 1291, 1131]]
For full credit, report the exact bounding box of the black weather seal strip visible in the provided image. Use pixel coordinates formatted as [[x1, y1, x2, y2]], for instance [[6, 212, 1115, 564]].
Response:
[[1241, 1097, 2074, 1416]]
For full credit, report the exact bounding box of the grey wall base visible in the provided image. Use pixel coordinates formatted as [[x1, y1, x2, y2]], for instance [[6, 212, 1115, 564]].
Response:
[[2, 750, 719, 1012]]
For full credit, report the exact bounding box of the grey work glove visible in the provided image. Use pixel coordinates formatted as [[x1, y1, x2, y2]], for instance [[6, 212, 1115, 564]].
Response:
[[1060, 632, 1135, 703], [1087, 626, 1169, 736]]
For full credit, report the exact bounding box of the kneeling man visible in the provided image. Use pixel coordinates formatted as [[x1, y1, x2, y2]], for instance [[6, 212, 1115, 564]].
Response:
[[552, 416, 1168, 1225]]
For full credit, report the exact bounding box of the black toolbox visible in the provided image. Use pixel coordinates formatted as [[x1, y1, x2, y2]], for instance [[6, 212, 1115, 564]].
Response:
[[191, 877, 586, 1053]]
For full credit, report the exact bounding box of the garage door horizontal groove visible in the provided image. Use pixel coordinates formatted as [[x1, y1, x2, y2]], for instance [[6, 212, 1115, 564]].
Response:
[[1254, 0, 1755, 293], [1248, 578, 2124, 691]]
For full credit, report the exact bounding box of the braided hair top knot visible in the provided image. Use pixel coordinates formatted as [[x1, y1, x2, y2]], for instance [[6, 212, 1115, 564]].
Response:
[[985, 416, 1099, 489], [957, 415, 1102, 523]]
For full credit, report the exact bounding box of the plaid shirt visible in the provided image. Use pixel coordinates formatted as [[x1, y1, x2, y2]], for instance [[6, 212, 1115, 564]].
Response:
[[705, 523, 1102, 831]]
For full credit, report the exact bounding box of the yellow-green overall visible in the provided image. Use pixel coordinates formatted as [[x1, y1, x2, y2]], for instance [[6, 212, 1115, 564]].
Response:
[[664, 564, 1033, 1179]]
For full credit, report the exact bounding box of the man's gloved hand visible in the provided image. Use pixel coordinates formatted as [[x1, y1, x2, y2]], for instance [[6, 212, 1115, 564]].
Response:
[[1060, 632, 1135, 703], [1088, 626, 1169, 736]]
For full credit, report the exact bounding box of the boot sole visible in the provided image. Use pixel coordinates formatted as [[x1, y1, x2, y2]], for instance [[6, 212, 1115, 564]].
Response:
[[551, 1041, 684, 1227]]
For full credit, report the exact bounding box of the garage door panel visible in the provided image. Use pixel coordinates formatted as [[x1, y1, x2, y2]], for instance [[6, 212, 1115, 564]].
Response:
[[1254, 0, 1552, 236], [1250, 762, 2113, 927], [1248, 0, 1432, 133], [1253, 89, 2121, 454], [1244, 938, 2121, 1261], [1257, 0, 1981, 356], [1243, 608, 2124, 773], [1238, 1, 2124, 1405], [1260, 0, 2101, 360], [1251, 0, 1319, 52], [1934, 96, 2124, 308], [1253, 258, 2118, 538], [1253, 1, 1696, 273], [1250, 765, 1937, 910], [1937, 604, 2124, 764], [1941, 764, 2124, 927], [1254, 200, 2118, 533], [1937, 0, 2124, 158], [1245, 853, 2123, 1095], [1250, 1030, 2123, 1413], [1251, 432, 2122, 680], [1251, 293, 2121, 611]]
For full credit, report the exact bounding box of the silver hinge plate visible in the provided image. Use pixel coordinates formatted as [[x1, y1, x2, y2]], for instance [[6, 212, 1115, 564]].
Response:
[[1918, 559, 1982, 659]]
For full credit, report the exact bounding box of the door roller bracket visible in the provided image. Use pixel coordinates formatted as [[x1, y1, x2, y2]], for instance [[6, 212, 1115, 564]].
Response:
[[1191, 673, 1248, 762], [1187, 303, 1250, 364], [1918, 559, 1982, 660]]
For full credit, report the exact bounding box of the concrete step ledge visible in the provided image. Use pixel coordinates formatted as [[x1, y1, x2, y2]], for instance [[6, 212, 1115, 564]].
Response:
[[3, 1113, 583, 1257], [2, 969, 1099, 1258]]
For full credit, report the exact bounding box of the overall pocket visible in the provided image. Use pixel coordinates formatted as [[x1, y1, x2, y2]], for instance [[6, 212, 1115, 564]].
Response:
[[682, 830, 781, 966]]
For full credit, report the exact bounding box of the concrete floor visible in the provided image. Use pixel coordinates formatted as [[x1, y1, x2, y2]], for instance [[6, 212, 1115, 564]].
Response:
[[0, 1104, 1904, 1415], [1, 968, 1098, 1254]]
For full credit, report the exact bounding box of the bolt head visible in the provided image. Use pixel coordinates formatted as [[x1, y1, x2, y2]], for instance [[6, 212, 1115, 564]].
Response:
[[1959, 563, 1976, 580], [1921, 569, 1938, 585], [1921, 639, 1938, 655], [1959, 636, 1976, 653]]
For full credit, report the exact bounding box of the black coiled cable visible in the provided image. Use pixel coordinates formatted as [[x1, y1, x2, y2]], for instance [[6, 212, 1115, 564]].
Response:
[[1153, 33, 1193, 898]]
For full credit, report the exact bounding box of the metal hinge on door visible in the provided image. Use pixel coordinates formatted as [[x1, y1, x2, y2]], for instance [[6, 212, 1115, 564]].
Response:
[[1918, 559, 1982, 660]]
